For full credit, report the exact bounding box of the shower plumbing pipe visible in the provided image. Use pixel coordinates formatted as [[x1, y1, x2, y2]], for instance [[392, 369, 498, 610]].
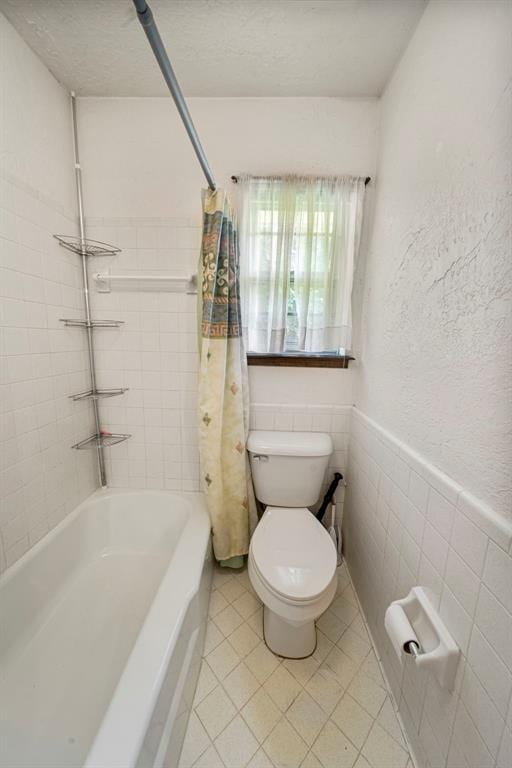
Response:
[[132, 0, 216, 191], [70, 92, 107, 488]]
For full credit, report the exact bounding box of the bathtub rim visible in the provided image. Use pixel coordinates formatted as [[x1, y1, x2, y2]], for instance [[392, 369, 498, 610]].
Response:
[[0, 487, 211, 768], [83, 488, 211, 768], [0, 487, 202, 589]]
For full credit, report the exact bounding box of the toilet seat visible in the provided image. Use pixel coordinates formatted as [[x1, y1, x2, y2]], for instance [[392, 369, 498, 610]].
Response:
[[250, 507, 337, 603], [249, 551, 332, 608]]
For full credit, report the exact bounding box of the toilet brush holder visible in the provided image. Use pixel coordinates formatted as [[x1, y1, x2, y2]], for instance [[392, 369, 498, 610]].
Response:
[[384, 587, 460, 690]]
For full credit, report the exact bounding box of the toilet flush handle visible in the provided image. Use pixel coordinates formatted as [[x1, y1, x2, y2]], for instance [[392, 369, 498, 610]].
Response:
[[252, 454, 269, 462]]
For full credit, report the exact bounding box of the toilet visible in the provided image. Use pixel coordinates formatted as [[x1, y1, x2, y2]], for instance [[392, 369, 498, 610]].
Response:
[[247, 430, 338, 659]]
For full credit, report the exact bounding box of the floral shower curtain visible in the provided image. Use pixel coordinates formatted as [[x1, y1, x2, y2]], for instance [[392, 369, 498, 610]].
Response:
[[198, 189, 256, 565]]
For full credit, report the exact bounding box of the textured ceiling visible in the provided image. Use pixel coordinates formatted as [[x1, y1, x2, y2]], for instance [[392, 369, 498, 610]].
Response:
[[0, 0, 426, 97]]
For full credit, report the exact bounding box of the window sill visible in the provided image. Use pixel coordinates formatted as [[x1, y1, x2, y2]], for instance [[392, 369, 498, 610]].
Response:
[[247, 353, 355, 369]]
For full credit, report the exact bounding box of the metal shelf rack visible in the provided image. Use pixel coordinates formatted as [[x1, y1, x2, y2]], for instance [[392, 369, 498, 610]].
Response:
[[58, 94, 130, 486], [60, 318, 125, 328], [54, 234, 121, 257], [72, 433, 131, 451], [69, 388, 128, 402]]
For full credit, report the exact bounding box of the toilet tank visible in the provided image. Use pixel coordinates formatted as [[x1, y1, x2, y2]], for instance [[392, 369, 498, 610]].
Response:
[[247, 431, 332, 507]]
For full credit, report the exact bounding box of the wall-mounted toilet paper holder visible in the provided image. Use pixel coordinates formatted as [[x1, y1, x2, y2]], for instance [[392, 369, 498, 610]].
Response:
[[385, 587, 460, 690]]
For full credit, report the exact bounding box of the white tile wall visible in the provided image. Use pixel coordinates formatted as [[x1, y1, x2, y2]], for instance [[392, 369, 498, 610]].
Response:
[[249, 403, 351, 527], [0, 174, 97, 574], [86, 216, 202, 491], [344, 408, 512, 768], [86, 219, 354, 503]]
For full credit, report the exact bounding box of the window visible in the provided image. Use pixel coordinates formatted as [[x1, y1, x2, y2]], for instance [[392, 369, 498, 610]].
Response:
[[239, 175, 366, 357]]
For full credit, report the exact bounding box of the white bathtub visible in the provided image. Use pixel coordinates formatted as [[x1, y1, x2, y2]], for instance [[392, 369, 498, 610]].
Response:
[[0, 489, 212, 768]]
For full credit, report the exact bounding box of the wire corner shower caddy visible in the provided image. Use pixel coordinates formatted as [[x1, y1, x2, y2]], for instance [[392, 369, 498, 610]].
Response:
[[53, 234, 121, 258], [61, 0, 219, 486], [55, 94, 130, 487]]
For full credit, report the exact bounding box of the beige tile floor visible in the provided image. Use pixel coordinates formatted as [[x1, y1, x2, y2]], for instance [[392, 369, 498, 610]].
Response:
[[179, 563, 413, 768]]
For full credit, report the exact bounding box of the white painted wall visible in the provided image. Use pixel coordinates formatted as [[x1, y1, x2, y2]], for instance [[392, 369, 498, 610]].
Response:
[[0, 15, 75, 209], [356, 0, 512, 517], [76, 96, 379, 492], [0, 14, 97, 573], [249, 367, 354, 407], [344, 3, 512, 768], [78, 96, 379, 220]]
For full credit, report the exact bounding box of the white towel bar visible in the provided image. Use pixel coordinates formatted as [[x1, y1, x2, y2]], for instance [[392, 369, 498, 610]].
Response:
[[94, 271, 197, 293]]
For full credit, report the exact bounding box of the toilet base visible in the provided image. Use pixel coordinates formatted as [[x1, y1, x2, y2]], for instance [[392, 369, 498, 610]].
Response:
[[263, 605, 317, 659]]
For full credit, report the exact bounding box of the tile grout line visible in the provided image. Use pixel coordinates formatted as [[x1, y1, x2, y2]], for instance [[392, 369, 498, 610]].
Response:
[[342, 558, 419, 768], [348, 410, 512, 767], [185, 563, 412, 768]]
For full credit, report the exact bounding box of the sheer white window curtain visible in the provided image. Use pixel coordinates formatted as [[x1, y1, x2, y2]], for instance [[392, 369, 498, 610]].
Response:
[[239, 175, 366, 354]]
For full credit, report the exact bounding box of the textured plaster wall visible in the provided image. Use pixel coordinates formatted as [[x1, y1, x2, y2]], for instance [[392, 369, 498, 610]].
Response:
[[357, 0, 512, 517]]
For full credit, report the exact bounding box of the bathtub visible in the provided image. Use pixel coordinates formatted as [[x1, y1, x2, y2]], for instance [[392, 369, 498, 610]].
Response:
[[0, 489, 212, 768]]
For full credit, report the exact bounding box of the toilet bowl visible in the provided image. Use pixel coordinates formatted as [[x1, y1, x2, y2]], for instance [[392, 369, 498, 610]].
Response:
[[247, 431, 337, 658], [249, 506, 337, 657]]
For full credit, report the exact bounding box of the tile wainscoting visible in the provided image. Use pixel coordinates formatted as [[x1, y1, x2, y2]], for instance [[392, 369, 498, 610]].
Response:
[[84, 217, 354, 501], [0, 14, 99, 574], [344, 408, 512, 768], [0, 174, 97, 574], [249, 403, 351, 527]]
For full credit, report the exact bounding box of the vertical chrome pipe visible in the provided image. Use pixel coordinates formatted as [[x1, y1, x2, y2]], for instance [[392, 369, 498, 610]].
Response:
[[132, 0, 216, 191], [70, 93, 107, 488]]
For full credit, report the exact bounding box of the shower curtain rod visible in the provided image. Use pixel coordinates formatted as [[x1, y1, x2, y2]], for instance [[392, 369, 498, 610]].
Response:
[[132, 0, 216, 191]]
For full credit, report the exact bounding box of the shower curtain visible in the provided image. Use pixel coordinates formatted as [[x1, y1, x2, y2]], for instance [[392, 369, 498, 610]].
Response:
[[198, 189, 255, 565]]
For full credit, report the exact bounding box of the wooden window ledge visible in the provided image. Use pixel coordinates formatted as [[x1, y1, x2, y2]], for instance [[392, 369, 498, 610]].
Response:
[[247, 353, 355, 369]]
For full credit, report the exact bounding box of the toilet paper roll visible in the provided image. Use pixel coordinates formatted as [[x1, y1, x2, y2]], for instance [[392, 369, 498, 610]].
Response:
[[384, 603, 419, 661]]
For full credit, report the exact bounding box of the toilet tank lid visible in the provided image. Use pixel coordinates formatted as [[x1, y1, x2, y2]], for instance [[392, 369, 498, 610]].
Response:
[[247, 430, 332, 457]]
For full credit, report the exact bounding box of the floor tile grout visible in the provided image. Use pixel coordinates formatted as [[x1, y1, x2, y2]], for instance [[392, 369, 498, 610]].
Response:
[[341, 559, 415, 760], [180, 562, 412, 768]]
